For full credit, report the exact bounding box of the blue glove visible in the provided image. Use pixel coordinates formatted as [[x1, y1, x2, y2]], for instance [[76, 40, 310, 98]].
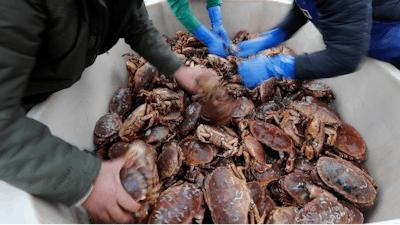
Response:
[[236, 28, 290, 58], [208, 6, 229, 42], [238, 54, 295, 89], [194, 23, 228, 57]]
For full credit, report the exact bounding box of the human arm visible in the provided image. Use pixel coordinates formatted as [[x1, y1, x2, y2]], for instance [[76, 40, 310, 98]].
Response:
[[236, 2, 308, 57], [167, 0, 229, 57]]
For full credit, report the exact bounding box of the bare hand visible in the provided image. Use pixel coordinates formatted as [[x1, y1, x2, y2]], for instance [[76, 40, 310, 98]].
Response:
[[82, 158, 141, 224], [172, 66, 219, 95]]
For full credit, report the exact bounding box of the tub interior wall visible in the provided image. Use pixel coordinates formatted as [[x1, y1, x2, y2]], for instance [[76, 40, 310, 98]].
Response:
[[27, 0, 400, 223]]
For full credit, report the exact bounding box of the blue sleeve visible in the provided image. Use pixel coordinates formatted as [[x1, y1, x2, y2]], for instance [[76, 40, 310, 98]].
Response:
[[294, 0, 373, 80], [275, 2, 309, 37]]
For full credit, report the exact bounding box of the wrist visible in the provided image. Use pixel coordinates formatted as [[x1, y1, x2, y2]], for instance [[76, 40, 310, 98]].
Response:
[[75, 184, 94, 207], [207, 6, 223, 28], [193, 24, 214, 45]]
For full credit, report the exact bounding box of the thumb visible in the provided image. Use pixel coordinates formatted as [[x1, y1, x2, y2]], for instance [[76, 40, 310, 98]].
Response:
[[116, 184, 141, 213]]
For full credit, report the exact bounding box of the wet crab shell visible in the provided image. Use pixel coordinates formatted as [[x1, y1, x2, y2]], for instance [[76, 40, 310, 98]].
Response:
[[267, 206, 299, 224], [204, 167, 252, 224], [282, 172, 314, 207], [303, 80, 335, 101], [157, 142, 184, 181], [252, 163, 282, 187], [315, 156, 376, 204], [339, 200, 364, 224], [143, 126, 170, 146], [294, 197, 349, 224], [255, 101, 284, 121], [232, 97, 255, 119], [179, 136, 218, 167], [148, 182, 205, 224], [334, 122, 367, 162], [133, 62, 159, 93], [259, 78, 278, 103], [109, 87, 132, 117], [94, 112, 122, 138], [108, 141, 132, 159], [179, 102, 201, 136], [249, 120, 294, 154]]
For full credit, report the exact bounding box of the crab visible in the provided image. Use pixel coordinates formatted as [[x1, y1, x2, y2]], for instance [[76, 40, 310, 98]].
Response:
[[118, 103, 159, 141], [269, 179, 298, 207], [179, 135, 218, 169], [258, 77, 279, 104], [206, 54, 235, 77], [138, 88, 186, 114], [328, 122, 367, 163], [236, 134, 273, 180], [179, 102, 201, 137], [303, 80, 335, 103], [252, 163, 283, 187], [239, 120, 296, 173], [109, 87, 132, 118], [158, 109, 183, 133], [193, 76, 237, 126], [247, 181, 277, 224], [277, 77, 303, 92], [293, 155, 315, 173], [255, 101, 284, 125], [196, 124, 240, 157], [339, 200, 364, 224], [156, 142, 184, 187], [120, 140, 160, 223], [311, 156, 377, 212], [142, 125, 176, 148], [129, 60, 159, 94], [93, 112, 122, 146], [301, 95, 341, 120], [294, 184, 350, 224], [148, 181, 206, 224], [155, 74, 179, 91], [108, 141, 132, 159], [266, 206, 299, 224], [232, 30, 249, 44], [280, 171, 314, 207], [203, 167, 261, 224], [280, 100, 342, 160], [231, 97, 255, 126]]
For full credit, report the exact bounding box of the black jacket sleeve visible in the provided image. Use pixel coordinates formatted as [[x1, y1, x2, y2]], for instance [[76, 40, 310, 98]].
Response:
[[292, 0, 373, 80], [276, 1, 309, 37], [0, 0, 101, 206]]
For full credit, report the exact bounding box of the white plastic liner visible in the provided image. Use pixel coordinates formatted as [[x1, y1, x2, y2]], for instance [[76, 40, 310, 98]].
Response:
[[25, 0, 400, 223]]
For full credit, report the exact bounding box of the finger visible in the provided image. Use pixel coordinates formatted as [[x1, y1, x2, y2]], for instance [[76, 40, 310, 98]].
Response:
[[117, 185, 141, 213], [109, 203, 134, 224], [93, 211, 113, 224]]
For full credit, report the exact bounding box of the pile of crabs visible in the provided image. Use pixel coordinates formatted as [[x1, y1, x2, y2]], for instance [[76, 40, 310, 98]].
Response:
[[92, 30, 377, 224]]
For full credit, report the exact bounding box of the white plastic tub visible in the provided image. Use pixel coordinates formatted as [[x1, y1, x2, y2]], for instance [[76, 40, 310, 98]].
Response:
[[23, 0, 400, 223]]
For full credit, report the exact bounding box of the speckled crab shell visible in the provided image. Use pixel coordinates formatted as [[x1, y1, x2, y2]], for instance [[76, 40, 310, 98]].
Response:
[[178, 136, 218, 167], [203, 167, 252, 224], [179, 102, 201, 136], [109, 87, 132, 117], [334, 122, 367, 162], [315, 156, 376, 204], [148, 182, 205, 224], [157, 142, 184, 181], [267, 206, 299, 224], [282, 172, 314, 207], [94, 112, 122, 138]]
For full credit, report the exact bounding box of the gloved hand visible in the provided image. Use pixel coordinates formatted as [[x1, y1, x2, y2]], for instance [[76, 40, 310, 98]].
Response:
[[238, 54, 295, 89], [236, 28, 290, 58], [194, 23, 229, 57], [208, 6, 229, 42]]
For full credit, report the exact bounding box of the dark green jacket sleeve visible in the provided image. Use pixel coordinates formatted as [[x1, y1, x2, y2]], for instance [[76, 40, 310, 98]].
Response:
[[122, 0, 184, 78], [0, 1, 101, 206]]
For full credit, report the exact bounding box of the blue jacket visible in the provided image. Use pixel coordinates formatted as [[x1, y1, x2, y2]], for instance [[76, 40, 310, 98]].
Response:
[[276, 0, 400, 80]]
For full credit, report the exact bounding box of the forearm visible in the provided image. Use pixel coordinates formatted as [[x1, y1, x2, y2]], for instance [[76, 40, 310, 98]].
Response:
[[275, 2, 308, 37], [167, 0, 200, 33], [0, 107, 101, 206], [123, 0, 183, 78]]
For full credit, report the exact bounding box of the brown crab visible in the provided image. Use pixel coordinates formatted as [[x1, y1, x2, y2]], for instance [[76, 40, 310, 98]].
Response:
[[138, 88, 186, 114], [142, 125, 175, 148], [179, 102, 201, 137], [255, 101, 284, 125], [130, 61, 159, 94], [203, 167, 261, 224], [266, 206, 299, 224], [193, 76, 237, 126], [179, 135, 218, 168], [109, 87, 132, 118], [157, 142, 184, 186], [311, 156, 377, 211], [196, 124, 241, 157], [93, 112, 122, 146], [247, 181, 277, 224], [240, 120, 296, 173], [158, 109, 183, 133], [148, 181, 206, 224], [233, 30, 249, 44], [231, 97, 255, 126], [294, 184, 350, 224], [280, 171, 314, 207], [118, 103, 159, 141], [303, 80, 335, 103], [330, 122, 367, 163], [108, 141, 132, 159], [120, 140, 160, 223]]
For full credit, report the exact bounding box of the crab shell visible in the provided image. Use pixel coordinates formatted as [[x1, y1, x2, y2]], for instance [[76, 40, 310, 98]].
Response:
[[179, 102, 201, 136], [247, 181, 277, 218], [294, 197, 349, 224], [249, 120, 294, 157], [109, 87, 132, 117], [108, 141, 132, 159], [339, 200, 364, 224], [303, 80, 335, 102], [203, 167, 252, 224], [148, 182, 205, 224], [255, 101, 284, 121], [288, 101, 342, 128], [94, 112, 122, 138], [267, 206, 298, 224], [315, 156, 376, 205], [281, 172, 314, 207], [259, 78, 278, 103], [179, 136, 218, 167], [294, 155, 315, 172], [334, 122, 367, 162], [157, 142, 184, 181], [231, 97, 255, 125], [252, 163, 282, 187], [133, 62, 159, 93], [143, 126, 170, 146]]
